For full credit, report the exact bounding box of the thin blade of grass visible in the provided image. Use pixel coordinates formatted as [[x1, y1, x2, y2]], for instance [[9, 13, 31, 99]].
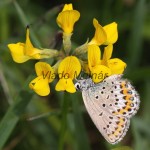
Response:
[[0, 0, 12, 8], [132, 117, 147, 150], [58, 92, 70, 150], [0, 78, 33, 149], [31, 92, 73, 147], [143, 80, 150, 122], [0, 62, 13, 105], [13, 0, 41, 47], [126, 0, 146, 70], [27, 110, 60, 121], [71, 93, 91, 150]]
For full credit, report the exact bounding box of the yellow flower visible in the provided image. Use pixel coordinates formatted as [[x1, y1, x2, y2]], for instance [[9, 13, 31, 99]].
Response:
[[103, 22, 118, 45], [62, 3, 73, 11], [102, 44, 113, 66], [107, 58, 127, 74], [8, 42, 31, 63], [102, 44, 127, 74], [29, 62, 55, 96], [88, 44, 111, 83], [7, 3, 127, 96], [55, 56, 81, 93], [8, 28, 42, 63], [89, 18, 118, 46], [89, 18, 107, 46], [56, 4, 80, 34]]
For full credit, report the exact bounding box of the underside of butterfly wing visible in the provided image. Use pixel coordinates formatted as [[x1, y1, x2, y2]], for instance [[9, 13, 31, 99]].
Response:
[[82, 89, 130, 144], [100, 75, 140, 118], [81, 74, 140, 144]]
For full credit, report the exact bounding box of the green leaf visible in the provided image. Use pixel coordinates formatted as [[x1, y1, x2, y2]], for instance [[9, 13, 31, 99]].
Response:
[[0, 80, 33, 149], [58, 92, 70, 150]]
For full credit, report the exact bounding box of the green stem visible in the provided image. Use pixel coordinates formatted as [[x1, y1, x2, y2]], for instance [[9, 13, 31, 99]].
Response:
[[58, 92, 69, 150], [40, 49, 59, 59], [74, 41, 88, 56], [63, 33, 72, 55], [71, 93, 91, 150]]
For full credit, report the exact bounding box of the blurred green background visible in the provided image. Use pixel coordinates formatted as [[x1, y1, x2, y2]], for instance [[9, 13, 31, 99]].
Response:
[[0, 0, 150, 150]]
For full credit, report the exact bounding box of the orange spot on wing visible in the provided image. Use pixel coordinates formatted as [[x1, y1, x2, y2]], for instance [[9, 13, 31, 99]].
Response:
[[109, 118, 125, 138]]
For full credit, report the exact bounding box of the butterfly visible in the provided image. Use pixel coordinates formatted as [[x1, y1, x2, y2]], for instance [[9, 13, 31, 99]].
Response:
[[75, 74, 140, 144]]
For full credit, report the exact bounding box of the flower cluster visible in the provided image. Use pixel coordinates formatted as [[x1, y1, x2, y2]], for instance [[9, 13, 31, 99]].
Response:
[[8, 3, 126, 96]]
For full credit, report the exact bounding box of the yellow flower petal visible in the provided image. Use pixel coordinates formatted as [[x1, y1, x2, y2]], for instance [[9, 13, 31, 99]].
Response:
[[24, 28, 33, 56], [62, 4, 73, 11], [58, 56, 81, 79], [56, 5, 80, 34], [8, 43, 30, 63], [102, 44, 113, 65], [31, 50, 42, 59], [107, 58, 127, 74], [55, 78, 76, 93], [8, 28, 43, 63], [89, 18, 107, 45], [29, 76, 50, 96], [24, 28, 41, 56], [35, 62, 55, 83], [103, 22, 118, 45], [91, 65, 111, 83], [56, 56, 81, 93], [88, 44, 101, 70]]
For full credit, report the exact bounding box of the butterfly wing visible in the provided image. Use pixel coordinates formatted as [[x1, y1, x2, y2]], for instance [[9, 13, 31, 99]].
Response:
[[82, 89, 130, 144], [81, 74, 140, 144], [100, 75, 140, 118]]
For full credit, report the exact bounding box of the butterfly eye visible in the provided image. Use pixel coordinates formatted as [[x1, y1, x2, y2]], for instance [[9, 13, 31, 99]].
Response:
[[75, 83, 81, 91]]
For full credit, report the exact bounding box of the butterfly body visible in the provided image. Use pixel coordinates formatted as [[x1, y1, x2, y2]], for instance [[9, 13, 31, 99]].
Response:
[[75, 74, 140, 144]]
